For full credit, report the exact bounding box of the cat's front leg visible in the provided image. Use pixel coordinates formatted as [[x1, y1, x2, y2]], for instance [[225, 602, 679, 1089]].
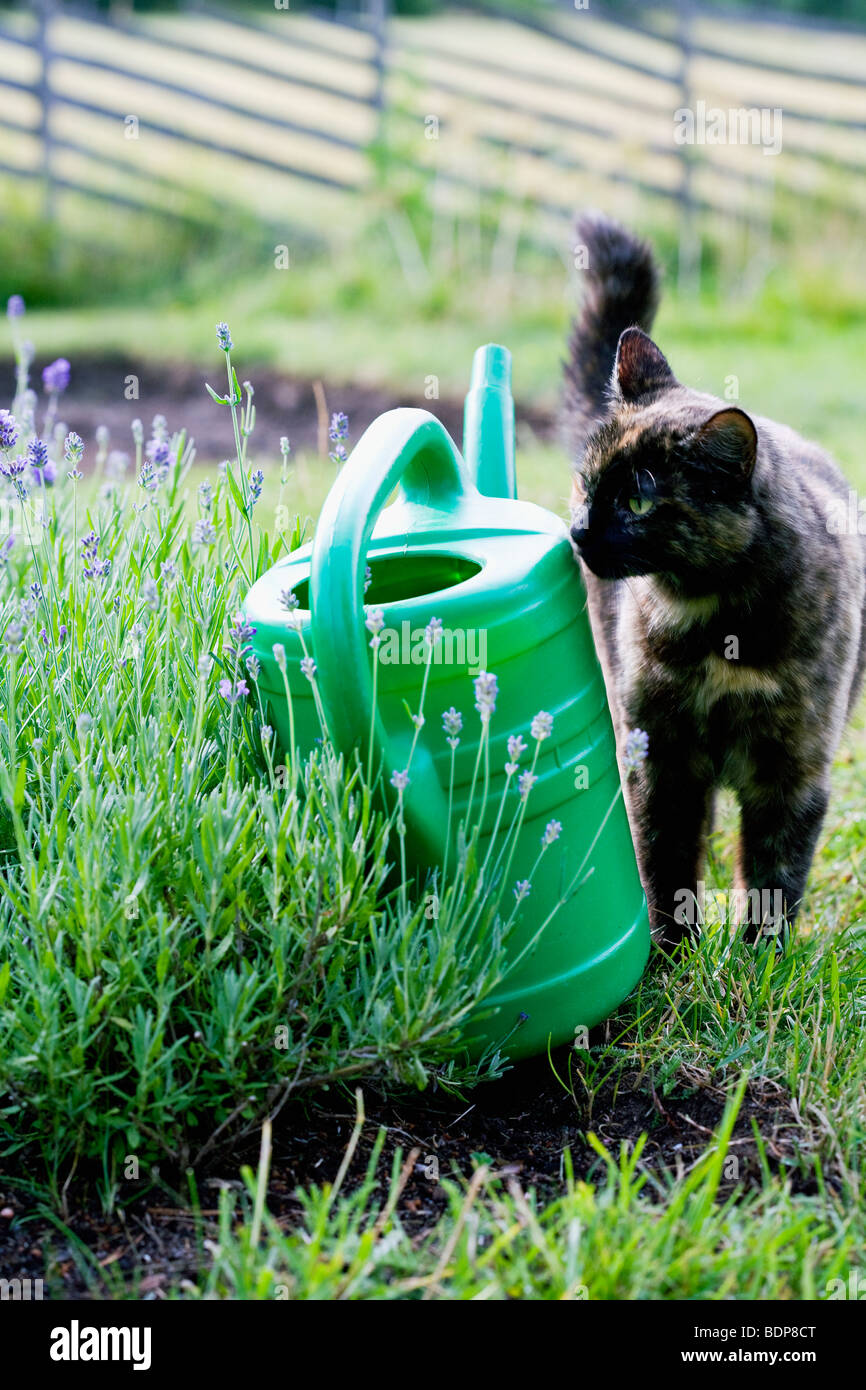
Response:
[[627, 751, 715, 950], [737, 775, 830, 942]]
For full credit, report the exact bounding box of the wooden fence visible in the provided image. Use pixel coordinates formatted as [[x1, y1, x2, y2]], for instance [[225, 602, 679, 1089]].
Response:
[[0, 0, 864, 268]]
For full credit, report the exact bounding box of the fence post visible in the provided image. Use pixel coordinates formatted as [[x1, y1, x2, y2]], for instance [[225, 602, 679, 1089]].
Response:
[[35, 0, 56, 226], [676, 0, 700, 295], [369, 0, 388, 181]]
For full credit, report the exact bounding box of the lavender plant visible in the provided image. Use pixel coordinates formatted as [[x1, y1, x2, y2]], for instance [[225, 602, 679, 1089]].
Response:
[[0, 309, 525, 1207]]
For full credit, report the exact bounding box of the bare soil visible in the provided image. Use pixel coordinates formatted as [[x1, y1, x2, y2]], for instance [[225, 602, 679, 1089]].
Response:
[[0, 1048, 809, 1300], [4, 357, 557, 464]]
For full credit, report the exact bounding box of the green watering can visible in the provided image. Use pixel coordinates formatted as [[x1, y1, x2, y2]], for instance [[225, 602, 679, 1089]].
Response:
[[242, 345, 650, 1060]]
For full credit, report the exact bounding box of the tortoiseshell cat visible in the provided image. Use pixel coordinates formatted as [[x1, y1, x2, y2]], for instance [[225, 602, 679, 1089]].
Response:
[[562, 213, 866, 948]]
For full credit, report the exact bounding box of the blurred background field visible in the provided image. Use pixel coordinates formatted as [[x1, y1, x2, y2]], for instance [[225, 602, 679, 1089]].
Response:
[[1, 0, 865, 496]]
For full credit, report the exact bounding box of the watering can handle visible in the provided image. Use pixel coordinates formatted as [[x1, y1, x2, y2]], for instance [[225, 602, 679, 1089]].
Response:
[[310, 409, 474, 864]]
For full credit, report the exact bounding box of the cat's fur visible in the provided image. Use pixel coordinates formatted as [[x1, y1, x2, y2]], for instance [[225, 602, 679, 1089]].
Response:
[[562, 212, 866, 947]]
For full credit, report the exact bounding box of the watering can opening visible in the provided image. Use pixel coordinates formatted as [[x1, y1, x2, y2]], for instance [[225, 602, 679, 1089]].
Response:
[[280, 553, 484, 613], [365, 552, 483, 605]]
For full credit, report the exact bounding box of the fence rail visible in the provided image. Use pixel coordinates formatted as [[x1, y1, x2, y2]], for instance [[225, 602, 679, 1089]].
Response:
[[0, 0, 864, 260]]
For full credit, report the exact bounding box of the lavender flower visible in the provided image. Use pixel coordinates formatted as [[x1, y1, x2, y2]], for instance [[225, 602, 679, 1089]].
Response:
[[0, 410, 19, 451], [425, 616, 443, 648], [473, 670, 498, 723], [390, 769, 410, 791], [542, 819, 562, 846], [365, 607, 385, 647], [192, 519, 216, 548], [141, 438, 171, 491], [623, 727, 649, 772], [518, 770, 537, 801], [148, 438, 171, 469], [216, 322, 233, 352], [442, 707, 463, 749], [5, 620, 23, 656], [246, 654, 261, 681], [225, 614, 256, 663], [328, 412, 349, 468], [248, 468, 264, 510], [81, 531, 110, 581], [0, 455, 27, 495], [42, 358, 70, 395], [198, 479, 213, 511], [6, 295, 25, 319], [27, 437, 56, 486], [219, 677, 249, 704], [329, 412, 348, 442], [280, 588, 299, 612], [300, 655, 316, 681], [64, 432, 84, 478], [272, 643, 287, 671], [280, 436, 291, 459], [531, 711, 554, 742], [141, 577, 159, 611], [513, 879, 531, 903], [505, 733, 526, 774]]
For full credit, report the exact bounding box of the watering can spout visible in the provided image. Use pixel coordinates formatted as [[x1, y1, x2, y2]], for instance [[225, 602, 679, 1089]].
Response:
[[462, 343, 517, 500]]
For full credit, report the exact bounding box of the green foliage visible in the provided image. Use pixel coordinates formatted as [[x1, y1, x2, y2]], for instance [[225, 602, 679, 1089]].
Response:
[[0, 327, 515, 1206]]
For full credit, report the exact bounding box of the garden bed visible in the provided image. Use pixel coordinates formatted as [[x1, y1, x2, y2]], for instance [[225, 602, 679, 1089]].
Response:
[[0, 1048, 806, 1299], [0, 356, 556, 466]]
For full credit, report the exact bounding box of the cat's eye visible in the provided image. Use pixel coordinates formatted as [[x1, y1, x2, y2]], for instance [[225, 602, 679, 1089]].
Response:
[[628, 469, 656, 516]]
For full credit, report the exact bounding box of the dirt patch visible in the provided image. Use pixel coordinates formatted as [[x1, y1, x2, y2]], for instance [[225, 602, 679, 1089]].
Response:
[[2, 357, 557, 464], [0, 1051, 808, 1299]]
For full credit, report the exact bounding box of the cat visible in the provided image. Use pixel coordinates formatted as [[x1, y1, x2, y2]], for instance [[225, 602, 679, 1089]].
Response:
[[562, 212, 866, 949]]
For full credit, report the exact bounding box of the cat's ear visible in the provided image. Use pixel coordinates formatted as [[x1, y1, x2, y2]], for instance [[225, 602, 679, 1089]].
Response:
[[695, 408, 757, 478], [614, 327, 675, 402]]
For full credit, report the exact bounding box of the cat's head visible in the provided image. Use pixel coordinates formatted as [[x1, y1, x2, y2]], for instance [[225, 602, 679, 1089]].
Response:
[[570, 328, 759, 591]]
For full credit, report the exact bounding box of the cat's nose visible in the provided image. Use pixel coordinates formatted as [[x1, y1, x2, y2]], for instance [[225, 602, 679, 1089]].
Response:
[[570, 522, 589, 549]]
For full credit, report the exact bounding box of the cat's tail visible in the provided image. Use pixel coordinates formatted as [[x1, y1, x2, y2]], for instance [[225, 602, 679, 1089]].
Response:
[[562, 212, 661, 455]]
